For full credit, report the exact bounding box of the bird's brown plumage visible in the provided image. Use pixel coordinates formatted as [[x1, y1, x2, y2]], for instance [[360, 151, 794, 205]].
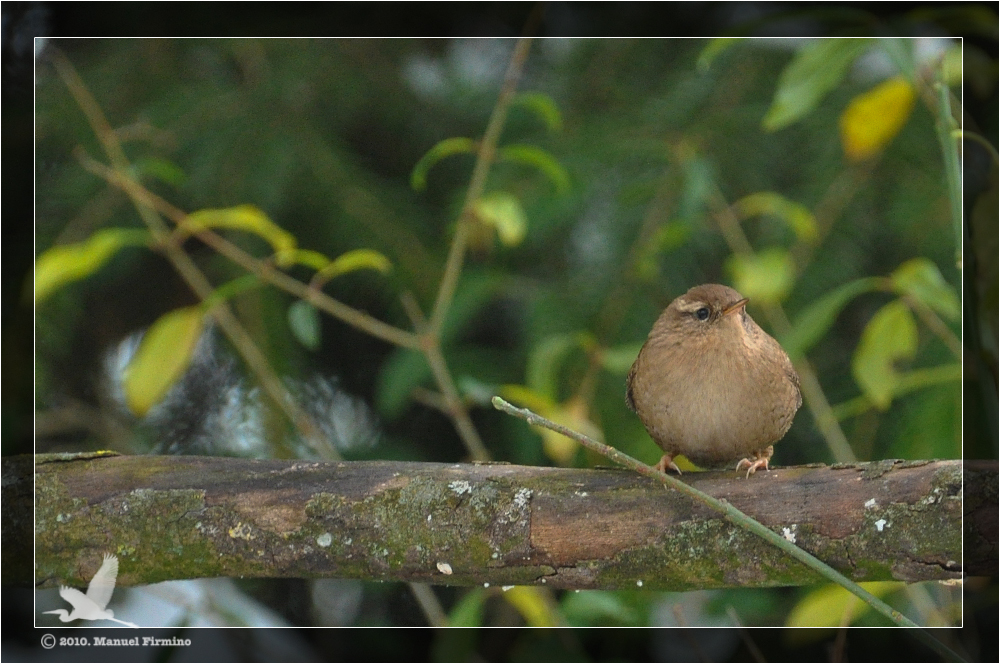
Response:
[[626, 284, 801, 474]]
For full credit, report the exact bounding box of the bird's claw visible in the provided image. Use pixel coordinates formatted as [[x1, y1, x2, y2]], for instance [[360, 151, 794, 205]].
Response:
[[736, 446, 774, 479], [655, 454, 682, 475]]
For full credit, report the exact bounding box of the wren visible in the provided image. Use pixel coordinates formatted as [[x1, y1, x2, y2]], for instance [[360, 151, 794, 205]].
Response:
[[626, 284, 801, 477]]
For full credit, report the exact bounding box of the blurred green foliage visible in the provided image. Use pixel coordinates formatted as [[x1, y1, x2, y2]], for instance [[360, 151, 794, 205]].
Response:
[[31, 31, 991, 655]]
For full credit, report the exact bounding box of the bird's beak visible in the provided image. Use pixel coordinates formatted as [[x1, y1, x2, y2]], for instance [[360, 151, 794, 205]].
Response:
[[721, 298, 749, 317]]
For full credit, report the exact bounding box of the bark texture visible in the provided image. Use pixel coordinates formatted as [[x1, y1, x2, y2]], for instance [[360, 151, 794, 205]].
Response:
[[5, 453, 990, 591]]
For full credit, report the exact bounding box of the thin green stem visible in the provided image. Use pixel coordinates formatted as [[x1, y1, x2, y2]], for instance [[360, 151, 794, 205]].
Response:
[[491, 397, 963, 662], [408, 36, 536, 461], [932, 80, 963, 270], [429, 37, 534, 336]]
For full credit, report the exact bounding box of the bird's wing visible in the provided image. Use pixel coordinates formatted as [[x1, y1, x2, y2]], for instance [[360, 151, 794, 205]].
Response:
[[59, 586, 89, 608], [85, 554, 119, 609], [625, 355, 639, 412]]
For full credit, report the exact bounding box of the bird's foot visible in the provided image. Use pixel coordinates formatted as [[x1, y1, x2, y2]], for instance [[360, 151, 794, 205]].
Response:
[[736, 446, 774, 479], [655, 454, 682, 475]]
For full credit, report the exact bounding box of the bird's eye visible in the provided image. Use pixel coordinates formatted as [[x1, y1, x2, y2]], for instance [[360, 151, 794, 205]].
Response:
[[694, 307, 710, 321]]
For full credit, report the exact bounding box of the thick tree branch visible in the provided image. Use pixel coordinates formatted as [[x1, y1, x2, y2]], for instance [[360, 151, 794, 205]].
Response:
[[7, 454, 989, 591]]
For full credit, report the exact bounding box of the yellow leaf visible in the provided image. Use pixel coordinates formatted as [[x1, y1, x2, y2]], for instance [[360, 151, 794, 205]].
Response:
[[503, 586, 559, 627], [472, 192, 528, 247], [123, 306, 205, 416], [184, 205, 297, 266], [315, 248, 392, 283], [498, 386, 601, 466], [498, 385, 556, 420], [285, 249, 332, 271], [785, 582, 901, 641], [670, 455, 700, 472], [840, 77, 916, 162], [542, 396, 603, 466], [34, 228, 150, 303]]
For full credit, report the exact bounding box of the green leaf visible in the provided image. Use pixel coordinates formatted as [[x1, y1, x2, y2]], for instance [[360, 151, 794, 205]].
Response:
[[497, 144, 571, 193], [511, 92, 563, 132], [726, 248, 796, 305], [599, 342, 643, 375], [562, 590, 639, 626], [123, 306, 205, 416], [410, 137, 476, 191], [852, 300, 918, 410], [697, 38, 742, 72], [499, 384, 557, 417], [34, 228, 151, 303], [133, 157, 187, 187], [472, 192, 528, 247], [890, 257, 959, 321], [184, 205, 297, 266], [733, 192, 818, 243], [781, 277, 881, 358], [832, 363, 962, 421], [786, 582, 901, 633], [448, 587, 487, 627], [288, 300, 321, 351], [763, 38, 872, 131]]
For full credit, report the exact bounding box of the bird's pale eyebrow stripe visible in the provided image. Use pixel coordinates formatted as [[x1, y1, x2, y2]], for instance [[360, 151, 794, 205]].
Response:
[[675, 298, 707, 313]]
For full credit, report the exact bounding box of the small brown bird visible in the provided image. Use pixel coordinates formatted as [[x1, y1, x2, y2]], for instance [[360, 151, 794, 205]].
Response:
[[626, 284, 801, 477]]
